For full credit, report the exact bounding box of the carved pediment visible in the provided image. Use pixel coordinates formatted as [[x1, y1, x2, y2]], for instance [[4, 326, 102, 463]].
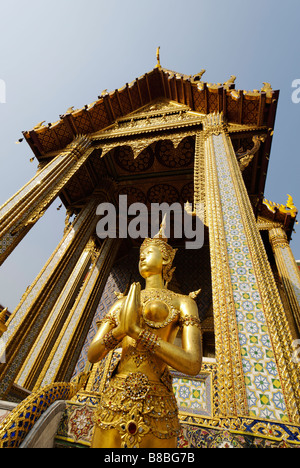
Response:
[[92, 99, 203, 142], [127, 98, 191, 117]]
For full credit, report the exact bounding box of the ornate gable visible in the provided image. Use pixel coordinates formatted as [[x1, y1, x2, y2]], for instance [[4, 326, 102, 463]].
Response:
[[22, 66, 278, 160]]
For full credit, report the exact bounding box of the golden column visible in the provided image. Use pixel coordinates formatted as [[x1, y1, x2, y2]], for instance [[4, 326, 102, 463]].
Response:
[[33, 237, 120, 390], [16, 237, 96, 390], [203, 114, 247, 418], [0, 197, 101, 399], [0, 135, 94, 266], [203, 113, 300, 424], [269, 227, 300, 335]]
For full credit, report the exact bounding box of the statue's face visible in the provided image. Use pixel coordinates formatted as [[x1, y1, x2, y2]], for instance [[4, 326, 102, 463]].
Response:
[[139, 245, 163, 278]]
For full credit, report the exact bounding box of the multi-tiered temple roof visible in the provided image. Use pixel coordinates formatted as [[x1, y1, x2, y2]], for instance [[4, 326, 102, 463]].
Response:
[[22, 62, 297, 238]]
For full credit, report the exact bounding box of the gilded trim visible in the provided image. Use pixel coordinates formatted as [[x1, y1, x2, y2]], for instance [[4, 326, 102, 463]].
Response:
[[223, 131, 300, 423], [204, 123, 248, 417]]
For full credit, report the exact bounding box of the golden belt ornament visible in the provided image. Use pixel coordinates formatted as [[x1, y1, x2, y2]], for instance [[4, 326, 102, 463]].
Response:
[[116, 372, 152, 447], [117, 406, 151, 448], [123, 372, 150, 400], [95, 370, 180, 448]]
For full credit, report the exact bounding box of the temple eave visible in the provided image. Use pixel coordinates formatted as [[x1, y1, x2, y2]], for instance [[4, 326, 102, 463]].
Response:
[[22, 67, 279, 159]]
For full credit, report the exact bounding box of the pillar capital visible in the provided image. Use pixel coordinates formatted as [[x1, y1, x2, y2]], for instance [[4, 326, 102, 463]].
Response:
[[64, 134, 92, 161], [202, 112, 227, 138], [269, 226, 289, 249]]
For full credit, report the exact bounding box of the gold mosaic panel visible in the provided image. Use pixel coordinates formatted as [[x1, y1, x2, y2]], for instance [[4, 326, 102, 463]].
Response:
[[212, 133, 288, 421]]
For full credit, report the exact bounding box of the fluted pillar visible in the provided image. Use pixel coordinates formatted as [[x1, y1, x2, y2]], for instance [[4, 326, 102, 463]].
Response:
[[0, 198, 100, 399], [16, 238, 95, 390], [203, 113, 300, 423], [33, 237, 120, 389], [0, 135, 94, 266], [269, 227, 300, 334]]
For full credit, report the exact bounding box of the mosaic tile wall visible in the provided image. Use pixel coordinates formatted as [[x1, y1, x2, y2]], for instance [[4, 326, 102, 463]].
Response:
[[212, 134, 288, 421], [173, 366, 213, 418], [177, 425, 300, 448]]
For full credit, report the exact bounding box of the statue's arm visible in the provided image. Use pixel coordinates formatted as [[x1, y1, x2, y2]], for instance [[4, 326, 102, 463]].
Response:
[[123, 285, 202, 376], [87, 282, 141, 364], [87, 298, 126, 363], [152, 297, 202, 376]]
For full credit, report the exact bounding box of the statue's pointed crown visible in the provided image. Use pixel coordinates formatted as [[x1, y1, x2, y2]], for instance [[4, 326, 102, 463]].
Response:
[[140, 215, 177, 287]]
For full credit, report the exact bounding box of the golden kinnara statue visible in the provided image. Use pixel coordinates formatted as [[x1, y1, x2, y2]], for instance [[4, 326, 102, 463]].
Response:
[[88, 231, 203, 448]]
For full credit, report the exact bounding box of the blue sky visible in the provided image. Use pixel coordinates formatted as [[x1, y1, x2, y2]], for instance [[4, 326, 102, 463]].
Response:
[[0, 0, 299, 310]]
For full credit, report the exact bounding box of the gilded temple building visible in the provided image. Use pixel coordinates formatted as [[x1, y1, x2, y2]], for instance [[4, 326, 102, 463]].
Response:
[[0, 55, 300, 448]]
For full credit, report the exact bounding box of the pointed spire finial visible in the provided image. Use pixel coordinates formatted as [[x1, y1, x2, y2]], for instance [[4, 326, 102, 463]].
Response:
[[155, 46, 161, 68], [153, 213, 168, 240]]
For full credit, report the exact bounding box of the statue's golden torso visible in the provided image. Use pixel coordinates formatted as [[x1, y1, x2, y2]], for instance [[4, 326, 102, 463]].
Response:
[[116, 288, 182, 382]]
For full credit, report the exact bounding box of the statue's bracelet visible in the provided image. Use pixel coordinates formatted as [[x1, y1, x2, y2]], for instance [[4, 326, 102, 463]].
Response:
[[103, 329, 119, 350], [136, 329, 161, 353]]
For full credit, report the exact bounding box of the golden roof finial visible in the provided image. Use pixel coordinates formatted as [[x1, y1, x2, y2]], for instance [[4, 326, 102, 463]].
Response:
[[263, 194, 298, 218], [33, 121, 46, 131], [155, 46, 161, 68], [261, 82, 273, 99], [223, 75, 236, 89]]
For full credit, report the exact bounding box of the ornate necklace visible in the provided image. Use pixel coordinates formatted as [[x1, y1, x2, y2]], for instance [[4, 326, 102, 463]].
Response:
[[140, 288, 180, 329]]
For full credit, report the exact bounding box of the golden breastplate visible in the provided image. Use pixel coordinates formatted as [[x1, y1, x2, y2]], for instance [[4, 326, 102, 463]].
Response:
[[141, 289, 180, 329]]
